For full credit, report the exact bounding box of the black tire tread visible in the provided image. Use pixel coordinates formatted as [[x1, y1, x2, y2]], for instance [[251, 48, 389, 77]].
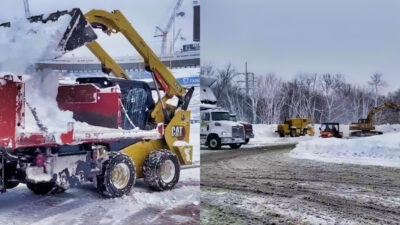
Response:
[[143, 150, 180, 191]]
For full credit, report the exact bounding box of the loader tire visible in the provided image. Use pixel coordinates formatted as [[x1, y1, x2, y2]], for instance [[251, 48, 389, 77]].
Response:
[[143, 150, 180, 191], [290, 129, 296, 137], [278, 131, 285, 137], [229, 143, 242, 149], [97, 152, 136, 198], [207, 136, 221, 150], [26, 180, 63, 195]]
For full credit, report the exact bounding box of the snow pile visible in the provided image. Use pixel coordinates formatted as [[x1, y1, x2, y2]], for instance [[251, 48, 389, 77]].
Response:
[[0, 15, 71, 73], [23, 71, 78, 133], [290, 132, 400, 168]]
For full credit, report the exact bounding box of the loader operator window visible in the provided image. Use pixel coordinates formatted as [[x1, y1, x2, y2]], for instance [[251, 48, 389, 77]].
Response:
[[212, 112, 231, 121]]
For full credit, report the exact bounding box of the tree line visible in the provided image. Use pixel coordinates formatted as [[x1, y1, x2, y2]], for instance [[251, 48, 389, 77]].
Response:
[[201, 64, 400, 125]]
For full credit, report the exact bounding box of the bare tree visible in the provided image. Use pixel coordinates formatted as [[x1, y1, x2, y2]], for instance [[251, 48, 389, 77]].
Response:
[[368, 73, 387, 106]]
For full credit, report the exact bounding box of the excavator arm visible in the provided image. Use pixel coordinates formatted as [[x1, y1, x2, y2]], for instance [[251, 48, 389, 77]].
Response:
[[366, 101, 400, 123]]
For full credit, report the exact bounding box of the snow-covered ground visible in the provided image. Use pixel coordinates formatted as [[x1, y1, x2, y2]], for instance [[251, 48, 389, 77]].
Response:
[[290, 130, 400, 168], [0, 167, 200, 225], [248, 123, 400, 147], [246, 124, 315, 147], [245, 123, 400, 168]]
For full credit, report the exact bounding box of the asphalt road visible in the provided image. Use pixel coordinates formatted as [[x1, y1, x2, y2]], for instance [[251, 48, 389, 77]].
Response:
[[200, 145, 400, 225]]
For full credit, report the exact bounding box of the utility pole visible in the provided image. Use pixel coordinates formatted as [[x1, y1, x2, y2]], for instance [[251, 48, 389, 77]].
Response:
[[23, 0, 30, 18], [238, 62, 254, 97]]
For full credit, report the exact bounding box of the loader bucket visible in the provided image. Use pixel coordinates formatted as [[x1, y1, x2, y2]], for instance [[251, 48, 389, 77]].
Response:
[[0, 8, 97, 54]]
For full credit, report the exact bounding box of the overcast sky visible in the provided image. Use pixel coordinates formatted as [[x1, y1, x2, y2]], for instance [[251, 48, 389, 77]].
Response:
[[202, 0, 400, 92], [0, 0, 194, 57]]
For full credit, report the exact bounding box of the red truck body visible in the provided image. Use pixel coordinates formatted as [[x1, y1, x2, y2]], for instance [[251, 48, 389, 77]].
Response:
[[0, 75, 136, 149]]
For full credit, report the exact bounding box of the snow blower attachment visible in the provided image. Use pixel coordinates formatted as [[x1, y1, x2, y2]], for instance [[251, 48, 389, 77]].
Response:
[[0, 8, 97, 54]]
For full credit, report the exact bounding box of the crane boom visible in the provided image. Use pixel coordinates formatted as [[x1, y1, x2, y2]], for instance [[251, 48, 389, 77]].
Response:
[[154, 0, 183, 55]]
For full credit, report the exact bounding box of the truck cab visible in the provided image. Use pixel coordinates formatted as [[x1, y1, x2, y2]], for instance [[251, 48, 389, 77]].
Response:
[[200, 109, 245, 149], [229, 114, 254, 144]]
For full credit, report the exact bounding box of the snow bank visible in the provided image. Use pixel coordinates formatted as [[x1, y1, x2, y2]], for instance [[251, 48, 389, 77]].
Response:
[[248, 124, 314, 147], [290, 132, 400, 168], [0, 15, 71, 73], [249, 123, 400, 148]]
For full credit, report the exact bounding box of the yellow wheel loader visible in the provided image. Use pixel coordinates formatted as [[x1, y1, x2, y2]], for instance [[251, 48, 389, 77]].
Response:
[[276, 117, 314, 137], [0, 9, 194, 197]]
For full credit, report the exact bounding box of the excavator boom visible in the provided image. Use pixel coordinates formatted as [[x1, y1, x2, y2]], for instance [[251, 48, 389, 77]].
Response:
[[350, 101, 400, 137]]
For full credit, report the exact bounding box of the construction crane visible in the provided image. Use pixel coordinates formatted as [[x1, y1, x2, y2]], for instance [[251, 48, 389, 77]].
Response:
[[154, 0, 183, 55], [169, 28, 185, 54], [22, 0, 30, 18], [350, 101, 400, 137]]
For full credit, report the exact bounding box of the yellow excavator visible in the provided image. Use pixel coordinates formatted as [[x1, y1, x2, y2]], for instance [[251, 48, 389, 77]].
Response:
[[0, 9, 194, 197], [349, 101, 399, 137]]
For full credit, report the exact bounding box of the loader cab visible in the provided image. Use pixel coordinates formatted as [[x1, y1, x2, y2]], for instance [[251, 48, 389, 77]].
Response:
[[358, 119, 369, 124], [320, 123, 343, 138], [320, 123, 339, 132]]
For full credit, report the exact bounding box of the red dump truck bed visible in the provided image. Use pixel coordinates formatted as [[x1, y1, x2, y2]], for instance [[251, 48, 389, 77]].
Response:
[[0, 75, 161, 150]]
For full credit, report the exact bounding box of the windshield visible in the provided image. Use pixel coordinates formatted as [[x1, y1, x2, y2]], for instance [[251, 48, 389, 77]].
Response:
[[212, 112, 231, 121], [322, 124, 338, 131], [230, 115, 237, 122]]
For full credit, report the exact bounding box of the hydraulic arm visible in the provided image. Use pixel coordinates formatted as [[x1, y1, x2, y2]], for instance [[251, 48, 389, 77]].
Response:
[[83, 10, 193, 123]]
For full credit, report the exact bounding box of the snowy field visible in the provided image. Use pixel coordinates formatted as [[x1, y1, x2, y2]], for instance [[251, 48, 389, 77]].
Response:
[[0, 167, 199, 225]]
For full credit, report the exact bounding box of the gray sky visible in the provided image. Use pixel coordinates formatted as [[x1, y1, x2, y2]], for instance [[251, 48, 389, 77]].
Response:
[[202, 0, 400, 92], [0, 0, 194, 57]]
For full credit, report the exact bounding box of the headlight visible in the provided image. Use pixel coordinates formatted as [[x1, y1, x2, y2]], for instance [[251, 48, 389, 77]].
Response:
[[215, 122, 221, 126], [221, 131, 227, 136]]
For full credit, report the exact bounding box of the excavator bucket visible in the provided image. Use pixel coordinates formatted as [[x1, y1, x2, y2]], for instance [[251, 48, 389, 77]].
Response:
[[0, 8, 97, 53]]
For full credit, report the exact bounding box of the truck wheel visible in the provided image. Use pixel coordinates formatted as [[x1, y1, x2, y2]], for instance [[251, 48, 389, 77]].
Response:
[[290, 129, 296, 137], [143, 150, 180, 191], [97, 152, 136, 198], [208, 136, 221, 150], [26, 180, 63, 195], [244, 138, 250, 144], [229, 143, 242, 149], [0, 161, 20, 189], [5, 181, 19, 189]]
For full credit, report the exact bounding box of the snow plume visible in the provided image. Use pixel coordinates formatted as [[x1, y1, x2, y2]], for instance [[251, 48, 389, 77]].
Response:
[[290, 132, 400, 168], [24, 70, 75, 133], [0, 15, 71, 73]]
